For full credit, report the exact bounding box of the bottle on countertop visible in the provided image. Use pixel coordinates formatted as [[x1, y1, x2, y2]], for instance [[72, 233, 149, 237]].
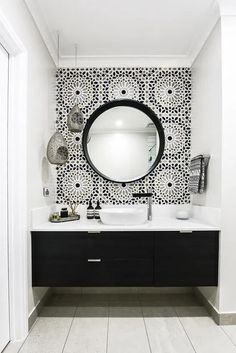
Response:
[[87, 200, 94, 219], [95, 200, 102, 220]]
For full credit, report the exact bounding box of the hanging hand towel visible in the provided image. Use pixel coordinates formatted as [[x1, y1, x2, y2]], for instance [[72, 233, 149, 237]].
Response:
[[199, 156, 206, 194], [189, 155, 204, 194]]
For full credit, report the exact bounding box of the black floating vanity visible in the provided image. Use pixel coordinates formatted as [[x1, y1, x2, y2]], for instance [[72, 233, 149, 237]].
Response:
[[31, 230, 219, 287]]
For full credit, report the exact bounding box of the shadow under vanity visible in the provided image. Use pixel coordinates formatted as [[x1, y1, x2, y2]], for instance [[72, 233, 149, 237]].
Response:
[[34, 96, 219, 289]]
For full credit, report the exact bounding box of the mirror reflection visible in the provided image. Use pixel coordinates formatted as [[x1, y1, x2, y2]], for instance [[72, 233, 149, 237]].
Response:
[[85, 105, 162, 182]]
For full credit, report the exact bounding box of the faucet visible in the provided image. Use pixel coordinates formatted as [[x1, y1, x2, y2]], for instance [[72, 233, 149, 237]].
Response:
[[132, 188, 153, 221]]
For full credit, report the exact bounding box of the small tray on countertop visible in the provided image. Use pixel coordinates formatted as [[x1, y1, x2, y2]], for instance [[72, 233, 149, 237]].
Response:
[[49, 215, 80, 223]]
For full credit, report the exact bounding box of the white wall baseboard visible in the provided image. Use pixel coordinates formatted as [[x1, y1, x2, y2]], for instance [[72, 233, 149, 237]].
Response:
[[28, 288, 52, 330], [194, 288, 236, 325]]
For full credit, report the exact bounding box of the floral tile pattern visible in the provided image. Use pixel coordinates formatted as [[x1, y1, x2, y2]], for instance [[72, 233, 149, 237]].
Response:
[[56, 67, 191, 205]]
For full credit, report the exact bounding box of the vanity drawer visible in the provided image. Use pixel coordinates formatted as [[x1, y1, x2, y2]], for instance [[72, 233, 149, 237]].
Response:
[[86, 231, 154, 259], [32, 258, 154, 286], [32, 232, 89, 261], [32, 231, 154, 261]]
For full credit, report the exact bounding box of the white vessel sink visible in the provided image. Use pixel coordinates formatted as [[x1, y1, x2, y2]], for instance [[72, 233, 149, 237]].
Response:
[[99, 207, 147, 226]]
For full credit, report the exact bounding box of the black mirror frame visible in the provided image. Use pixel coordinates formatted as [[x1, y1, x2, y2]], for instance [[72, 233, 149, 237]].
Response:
[[82, 99, 165, 184]]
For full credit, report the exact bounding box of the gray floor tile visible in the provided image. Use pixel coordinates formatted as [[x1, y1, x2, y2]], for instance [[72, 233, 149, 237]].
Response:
[[108, 293, 140, 306], [139, 293, 171, 306], [139, 294, 199, 307], [222, 325, 236, 347], [19, 294, 236, 353], [63, 306, 108, 353], [143, 306, 195, 353], [81, 287, 139, 294], [175, 306, 236, 353], [170, 294, 201, 306], [45, 294, 81, 307], [107, 306, 150, 353], [39, 306, 76, 318], [77, 294, 110, 306], [2, 341, 24, 353], [19, 307, 76, 353]]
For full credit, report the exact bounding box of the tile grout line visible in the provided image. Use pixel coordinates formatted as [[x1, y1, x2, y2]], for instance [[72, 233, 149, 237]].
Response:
[[106, 302, 110, 353], [220, 327, 236, 350], [17, 314, 43, 352], [173, 307, 198, 353], [16, 334, 31, 353], [61, 306, 77, 353], [139, 295, 153, 353], [16, 341, 26, 353]]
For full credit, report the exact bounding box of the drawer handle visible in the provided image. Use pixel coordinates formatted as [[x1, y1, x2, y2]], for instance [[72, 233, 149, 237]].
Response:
[[87, 259, 102, 262], [179, 230, 193, 234], [87, 231, 101, 234]]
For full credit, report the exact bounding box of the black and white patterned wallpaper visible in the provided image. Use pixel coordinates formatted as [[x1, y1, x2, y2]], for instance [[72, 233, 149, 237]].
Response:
[[56, 67, 191, 205]]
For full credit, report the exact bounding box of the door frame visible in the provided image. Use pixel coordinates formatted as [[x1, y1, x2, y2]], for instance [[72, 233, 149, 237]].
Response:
[[0, 9, 28, 341]]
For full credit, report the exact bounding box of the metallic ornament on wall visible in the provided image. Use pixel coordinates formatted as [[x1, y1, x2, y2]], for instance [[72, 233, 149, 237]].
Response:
[[67, 104, 84, 132], [47, 131, 69, 165]]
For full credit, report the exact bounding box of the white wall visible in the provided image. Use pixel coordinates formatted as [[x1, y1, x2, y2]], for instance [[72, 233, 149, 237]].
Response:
[[191, 20, 222, 310], [191, 20, 222, 209], [0, 0, 56, 317], [219, 14, 236, 313], [192, 14, 236, 314]]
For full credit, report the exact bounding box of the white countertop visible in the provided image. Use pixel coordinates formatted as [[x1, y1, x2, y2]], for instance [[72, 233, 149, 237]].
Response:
[[31, 217, 220, 232]]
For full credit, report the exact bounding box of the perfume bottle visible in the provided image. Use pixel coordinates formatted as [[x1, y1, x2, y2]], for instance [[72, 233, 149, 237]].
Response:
[[87, 200, 94, 219], [95, 200, 101, 220]]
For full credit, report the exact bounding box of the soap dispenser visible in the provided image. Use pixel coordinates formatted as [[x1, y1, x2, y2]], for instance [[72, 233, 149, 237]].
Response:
[[95, 200, 101, 220], [87, 200, 94, 219]]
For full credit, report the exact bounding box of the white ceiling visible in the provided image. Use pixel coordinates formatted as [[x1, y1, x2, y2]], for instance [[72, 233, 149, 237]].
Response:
[[25, 0, 220, 67]]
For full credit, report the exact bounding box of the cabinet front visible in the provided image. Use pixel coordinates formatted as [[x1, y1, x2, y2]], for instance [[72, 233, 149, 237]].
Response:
[[32, 231, 154, 286], [32, 230, 219, 287], [155, 231, 219, 286]]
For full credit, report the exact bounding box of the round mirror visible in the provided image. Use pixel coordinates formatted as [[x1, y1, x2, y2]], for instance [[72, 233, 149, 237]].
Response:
[[82, 100, 165, 183]]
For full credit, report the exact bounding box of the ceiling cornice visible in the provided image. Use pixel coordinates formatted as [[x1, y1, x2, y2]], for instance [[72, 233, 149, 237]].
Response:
[[188, 0, 220, 66], [24, 0, 223, 69], [58, 55, 191, 68], [24, 0, 192, 68], [24, 0, 58, 64], [218, 0, 236, 15]]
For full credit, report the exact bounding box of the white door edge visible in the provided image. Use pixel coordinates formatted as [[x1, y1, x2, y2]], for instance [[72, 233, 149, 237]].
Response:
[[0, 9, 28, 342], [0, 40, 10, 353]]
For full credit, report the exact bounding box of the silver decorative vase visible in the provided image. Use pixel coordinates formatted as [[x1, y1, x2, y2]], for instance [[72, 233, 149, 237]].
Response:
[[47, 131, 69, 165], [67, 104, 84, 132]]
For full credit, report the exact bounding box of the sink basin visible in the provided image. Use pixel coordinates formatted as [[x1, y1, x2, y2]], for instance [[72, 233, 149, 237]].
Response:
[[99, 207, 147, 226]]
